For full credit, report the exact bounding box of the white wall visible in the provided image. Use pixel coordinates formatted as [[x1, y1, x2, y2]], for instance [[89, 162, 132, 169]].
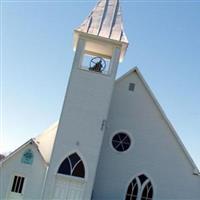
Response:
[[42, 38, 121, 200], [0, 143, 47, 200], [93, 71, 200, 200]]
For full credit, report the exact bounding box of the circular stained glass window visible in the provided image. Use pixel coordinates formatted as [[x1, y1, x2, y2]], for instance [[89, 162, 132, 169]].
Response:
[[112, 133, 131, 152]]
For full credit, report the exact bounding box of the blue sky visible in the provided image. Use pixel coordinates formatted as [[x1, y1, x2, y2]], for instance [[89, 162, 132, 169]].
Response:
[[1, 1, 200, 169]]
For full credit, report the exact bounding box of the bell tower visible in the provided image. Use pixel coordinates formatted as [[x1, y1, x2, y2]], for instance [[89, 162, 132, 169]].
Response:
[[43, 0, 128, 199]]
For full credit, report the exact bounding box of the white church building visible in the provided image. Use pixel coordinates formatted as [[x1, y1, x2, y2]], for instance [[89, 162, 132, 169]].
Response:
[[0, 0, 200, 199]]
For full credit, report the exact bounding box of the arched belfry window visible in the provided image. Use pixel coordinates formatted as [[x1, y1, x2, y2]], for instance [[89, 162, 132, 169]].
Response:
[[125, 174, 153, 200], [81, 54, 111, 75], [57, 153, 85, 178]]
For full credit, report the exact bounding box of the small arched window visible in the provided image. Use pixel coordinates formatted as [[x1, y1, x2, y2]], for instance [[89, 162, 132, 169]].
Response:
[[57, 153, 85, 178], [21, 149, 34, 165], [125, 174, 153, 200]]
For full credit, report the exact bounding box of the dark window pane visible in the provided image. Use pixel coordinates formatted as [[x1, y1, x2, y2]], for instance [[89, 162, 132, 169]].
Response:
[[138, 174, 147, 185], [11, 176, 17, 192], [125, 195, 130, 200], [58, 158, 71, 175], [141, 181, 153, 200], [15, 176, 21, 193], [112, 141, 119, 148], [19, 177, 24, 193], [112, 133, 131, 152], [133, 183, 138, 195], [132, 179, 137, 185], [126, 179, 139, 200], [118, 133, 126, 140], [69, 153, 81, 168], [116, 145, 123, 152], [127, 184, 132, 194], [72, 161, 85, 178], [123, 137, 131, 144], [113, 135, 120, 141], [123, 144, 130, 150], [141, 184, 148, 198], [129, 83, 135, 91], [149, 187, 153, 198]]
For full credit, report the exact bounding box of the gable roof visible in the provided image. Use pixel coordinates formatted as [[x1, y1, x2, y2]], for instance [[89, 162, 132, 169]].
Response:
[[0, 122, 58, 166], [0, 139, 47, 166], [117, 67, 200, 175], [34, 122, 58, 164], [76, 0, 128, 43]]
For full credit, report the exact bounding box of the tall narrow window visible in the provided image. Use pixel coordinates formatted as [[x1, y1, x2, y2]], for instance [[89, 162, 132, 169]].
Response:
[[125, 174, 153, 200], [57, 153, 85, 178], [11, 176, 25, 193]]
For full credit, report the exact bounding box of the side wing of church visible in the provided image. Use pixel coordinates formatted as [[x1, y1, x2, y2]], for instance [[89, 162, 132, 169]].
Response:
[[0, 0, 199, 200], [0, 123, 58, 199]]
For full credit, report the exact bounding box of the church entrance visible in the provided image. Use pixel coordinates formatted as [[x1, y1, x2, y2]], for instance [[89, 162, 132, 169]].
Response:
[[53, 153, 86, 200], [53, 175, 85, 200]]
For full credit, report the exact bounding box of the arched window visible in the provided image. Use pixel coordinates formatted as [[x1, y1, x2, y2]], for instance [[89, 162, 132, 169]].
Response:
[[57, 153, 85, 178], [125, 174, 153, 200], [21, 149, 34, 165]]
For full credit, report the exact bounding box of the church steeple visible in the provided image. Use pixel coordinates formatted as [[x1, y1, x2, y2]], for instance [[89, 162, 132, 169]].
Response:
[[77, 0, 128, 42], [42, 1, 128, 199], [74, 0, 128, 62]]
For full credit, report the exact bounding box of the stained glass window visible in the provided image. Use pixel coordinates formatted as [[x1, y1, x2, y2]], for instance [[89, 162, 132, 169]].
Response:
[[21, 149, 33, 165]]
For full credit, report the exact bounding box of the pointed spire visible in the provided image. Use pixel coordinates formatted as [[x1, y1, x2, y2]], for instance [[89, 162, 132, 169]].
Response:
[[76, 0, 128, 44]]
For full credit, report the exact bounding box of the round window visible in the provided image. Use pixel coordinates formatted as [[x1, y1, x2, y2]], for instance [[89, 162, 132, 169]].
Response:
[[112, 132, 131, 152]]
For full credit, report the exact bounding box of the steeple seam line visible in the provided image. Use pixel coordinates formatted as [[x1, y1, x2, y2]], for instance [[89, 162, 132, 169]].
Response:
[[109, 0, 119, 39], [97, 0, 109, 36]]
